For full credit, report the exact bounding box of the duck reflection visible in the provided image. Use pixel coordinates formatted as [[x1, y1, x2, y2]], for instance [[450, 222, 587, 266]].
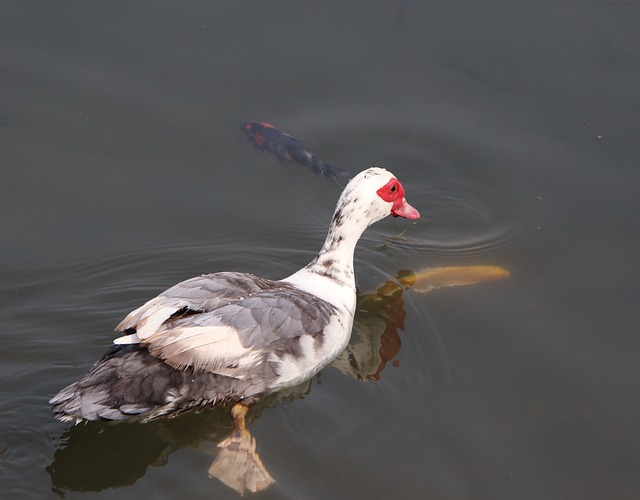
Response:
[[48, 265, 508, 496], [47, 382, 310, 496], [333, 273, 410, 382], [336, 265, 509, 381]]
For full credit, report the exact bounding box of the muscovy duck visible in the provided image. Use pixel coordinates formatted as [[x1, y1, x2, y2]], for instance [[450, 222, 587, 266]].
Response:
[[50, 167, 419, 424]]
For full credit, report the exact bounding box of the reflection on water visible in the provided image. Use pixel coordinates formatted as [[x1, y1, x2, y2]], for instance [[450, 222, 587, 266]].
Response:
[[208, 402, 275, 495], [47, 385, 311, 495], [335, 265, 509, 382], [47, 265, 508, 495]]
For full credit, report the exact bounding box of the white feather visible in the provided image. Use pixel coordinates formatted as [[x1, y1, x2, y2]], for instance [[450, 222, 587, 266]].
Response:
[[145, 325, 261, 374], [113, 333, 140, 345], [283, 271, 356, 315], [136, 304, 180, 339]]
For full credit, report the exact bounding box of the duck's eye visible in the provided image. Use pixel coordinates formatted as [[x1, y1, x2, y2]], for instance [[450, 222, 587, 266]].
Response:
[[377, 178, 403, 202]]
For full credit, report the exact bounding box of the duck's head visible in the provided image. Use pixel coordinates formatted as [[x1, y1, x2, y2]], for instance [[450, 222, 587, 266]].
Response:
[[336, 167, 420, 229]]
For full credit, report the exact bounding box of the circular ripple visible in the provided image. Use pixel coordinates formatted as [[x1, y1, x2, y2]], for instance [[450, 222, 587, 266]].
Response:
[[399, 178, 525, 265]]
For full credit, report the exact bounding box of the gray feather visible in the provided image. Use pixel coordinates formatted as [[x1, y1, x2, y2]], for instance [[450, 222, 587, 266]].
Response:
[[50, 345, 269, 422]]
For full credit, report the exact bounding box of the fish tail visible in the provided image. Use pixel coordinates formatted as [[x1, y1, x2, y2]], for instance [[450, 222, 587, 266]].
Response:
[[317, 162, 352, 186]]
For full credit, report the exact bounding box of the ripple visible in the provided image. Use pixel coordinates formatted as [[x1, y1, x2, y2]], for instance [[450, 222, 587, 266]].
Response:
[[400, 178, 525, 265]]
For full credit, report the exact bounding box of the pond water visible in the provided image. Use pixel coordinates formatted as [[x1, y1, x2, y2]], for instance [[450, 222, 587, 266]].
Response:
[[2, 1, 639, 498]]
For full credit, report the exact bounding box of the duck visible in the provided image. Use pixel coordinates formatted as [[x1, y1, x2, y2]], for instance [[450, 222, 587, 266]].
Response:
[[50, 167, 419, 425]]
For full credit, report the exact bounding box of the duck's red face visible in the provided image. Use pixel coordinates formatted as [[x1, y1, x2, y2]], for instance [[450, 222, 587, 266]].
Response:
[[376, 178, 420, 219]]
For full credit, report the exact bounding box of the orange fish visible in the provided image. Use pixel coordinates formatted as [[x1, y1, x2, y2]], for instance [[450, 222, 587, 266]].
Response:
[[398, 265, 510, 293]]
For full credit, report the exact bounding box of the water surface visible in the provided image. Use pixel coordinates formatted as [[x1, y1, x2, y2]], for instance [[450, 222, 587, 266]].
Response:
[[1, 1, 639, 498]]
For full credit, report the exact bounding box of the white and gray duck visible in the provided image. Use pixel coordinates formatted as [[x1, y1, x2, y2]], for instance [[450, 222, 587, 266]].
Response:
[[50, 167, 419, 429]]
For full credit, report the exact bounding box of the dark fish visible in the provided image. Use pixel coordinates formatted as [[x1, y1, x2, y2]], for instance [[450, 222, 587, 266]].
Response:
[[241, 121, 351, 185]]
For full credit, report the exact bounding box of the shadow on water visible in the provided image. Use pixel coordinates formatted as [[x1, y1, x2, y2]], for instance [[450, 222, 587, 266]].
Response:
[[47, 265, 508, 496]]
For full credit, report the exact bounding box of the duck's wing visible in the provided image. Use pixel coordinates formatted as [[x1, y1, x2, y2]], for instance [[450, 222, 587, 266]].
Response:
[[143, 289, 337, 376], [115, 271, 337, 377], [114, 272, 281, 342]]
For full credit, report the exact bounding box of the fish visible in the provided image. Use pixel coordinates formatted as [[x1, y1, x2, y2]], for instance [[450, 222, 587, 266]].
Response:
[[241, 121, 351, 185], [397, 265, 510, 293]]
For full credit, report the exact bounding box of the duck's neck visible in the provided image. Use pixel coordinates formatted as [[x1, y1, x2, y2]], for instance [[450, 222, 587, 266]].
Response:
[[305, 217, 363, 287], [286, 193, 369, 292]]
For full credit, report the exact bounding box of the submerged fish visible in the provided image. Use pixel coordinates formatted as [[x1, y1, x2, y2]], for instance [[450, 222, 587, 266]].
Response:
[[398, 265, 510, 293], [241, 121, 351, 185]]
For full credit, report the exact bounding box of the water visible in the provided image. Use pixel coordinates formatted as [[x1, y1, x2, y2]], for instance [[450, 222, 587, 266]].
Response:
[[2, 1, 639, 498]]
